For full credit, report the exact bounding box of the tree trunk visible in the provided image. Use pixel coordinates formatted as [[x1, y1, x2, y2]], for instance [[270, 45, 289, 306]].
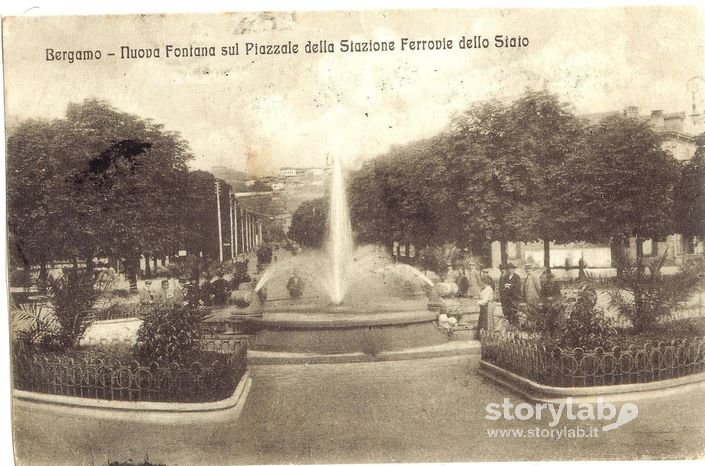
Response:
[[39, 256, 48, 292], [72, 257, 79, 270], [23, 262, 32, 289], [634, 235, 645, 327], [635, 236, 644, 274], [145, 256, 152, 278], [86, 256, 94, 272], [543, 238, 551, 271], [500, 240, 508, 266], [153, 257, 158, 275], [126, 256, 139, 293]]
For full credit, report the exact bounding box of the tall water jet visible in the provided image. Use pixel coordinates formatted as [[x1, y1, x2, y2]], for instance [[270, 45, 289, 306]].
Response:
[[327, 156, 354, 304]]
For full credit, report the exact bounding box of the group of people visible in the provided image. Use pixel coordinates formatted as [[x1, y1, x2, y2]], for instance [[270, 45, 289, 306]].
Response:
[[445, 262, 491, 299], [497, 262, 560, 326], [139, 260, 254, 309], [442, 260, 561, 330], [138, 277, 185, 309], [199, 263, 252, 306]]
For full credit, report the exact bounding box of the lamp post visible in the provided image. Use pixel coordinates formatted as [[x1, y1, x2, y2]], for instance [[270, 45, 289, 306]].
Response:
[[229, 192, 235, 260], [215, 180, 223, 262]]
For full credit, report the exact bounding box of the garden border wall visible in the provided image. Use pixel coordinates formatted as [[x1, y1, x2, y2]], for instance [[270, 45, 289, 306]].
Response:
[[12, 371, 251, 424], [479, 360, 705, 403]]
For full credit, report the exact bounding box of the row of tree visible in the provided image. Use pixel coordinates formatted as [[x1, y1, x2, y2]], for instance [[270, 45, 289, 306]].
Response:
[[7, 99, 235, 289], [346, 90, 705, 266]]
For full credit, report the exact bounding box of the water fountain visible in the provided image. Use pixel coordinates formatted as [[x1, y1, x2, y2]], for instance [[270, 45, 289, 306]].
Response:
[[238, 157, 451, 356]]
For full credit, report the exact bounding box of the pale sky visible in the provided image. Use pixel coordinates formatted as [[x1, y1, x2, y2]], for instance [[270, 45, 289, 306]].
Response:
[[3, 6, 705, 175]]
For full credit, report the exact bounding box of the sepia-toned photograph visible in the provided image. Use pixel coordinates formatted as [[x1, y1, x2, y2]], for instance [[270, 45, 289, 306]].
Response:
[[3, 4, 705, 465]]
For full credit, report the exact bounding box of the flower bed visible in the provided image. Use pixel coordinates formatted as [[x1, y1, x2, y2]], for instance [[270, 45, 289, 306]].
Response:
[[480, 330, 705, 388], [12, 339, 247, 403]]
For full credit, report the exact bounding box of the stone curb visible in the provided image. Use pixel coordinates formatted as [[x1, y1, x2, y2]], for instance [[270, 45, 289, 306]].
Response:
[[248, 340, 481, 365], [478, 360, 705, 403], [89, 317, 142, 325], [12, 372, 251, 424]]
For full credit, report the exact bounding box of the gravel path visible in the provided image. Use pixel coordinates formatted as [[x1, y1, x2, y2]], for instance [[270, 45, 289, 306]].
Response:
[[13, 355, 705, 465]]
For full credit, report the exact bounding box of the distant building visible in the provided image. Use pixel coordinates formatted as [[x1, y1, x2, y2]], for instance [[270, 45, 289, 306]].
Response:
[[306, 167, 325, 176], [279, 166, 327, 178]]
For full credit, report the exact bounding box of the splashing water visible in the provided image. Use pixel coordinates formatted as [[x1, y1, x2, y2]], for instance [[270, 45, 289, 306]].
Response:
[[255, 156, 432, 306], [327, 156, 354, 304]]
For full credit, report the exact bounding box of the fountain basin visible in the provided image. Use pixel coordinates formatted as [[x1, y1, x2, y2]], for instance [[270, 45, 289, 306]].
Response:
[[244, 308, 437, 329], [239, 303, 448, 355]]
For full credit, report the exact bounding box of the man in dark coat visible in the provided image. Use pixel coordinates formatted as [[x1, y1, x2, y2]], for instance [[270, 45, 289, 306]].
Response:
[[455, 270, 470, 297], [500, 263, 522, 325], [212, 272, 229, 306], [287, 270, 304, 298]]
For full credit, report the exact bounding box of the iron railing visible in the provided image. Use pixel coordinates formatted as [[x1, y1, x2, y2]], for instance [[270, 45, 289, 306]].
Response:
[[91, 303, 145, 321], [12, 339, 247, 402], [480, 330, 705, 387]]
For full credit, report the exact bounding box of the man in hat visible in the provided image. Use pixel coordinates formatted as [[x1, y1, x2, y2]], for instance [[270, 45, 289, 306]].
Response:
[[523, 262, 542, 307], [500, 263, 521, 325], [466, 261, 484, 298], [287, 269, 304, 298], [138, 279, 156, 312]]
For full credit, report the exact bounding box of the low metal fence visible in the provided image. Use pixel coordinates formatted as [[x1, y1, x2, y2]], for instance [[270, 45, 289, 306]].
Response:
[[480, 331, 705, 387], [91, 302, 145, 321], [12, 339, 247, 403]]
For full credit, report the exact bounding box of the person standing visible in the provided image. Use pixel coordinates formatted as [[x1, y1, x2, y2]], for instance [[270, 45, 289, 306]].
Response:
[[153, 279, 174, 307], [498, 263, 507, 302], [523, 263, 542, 307], [500, 263, 521, 325], [456, 269, 470, 298], [139, 279, 156, 312], [287, 270, 304, 298], [199, 272, 213, 306], [476, 270, 495, 337], [212, 272, 229, 306], [466, 262, 483, 298]]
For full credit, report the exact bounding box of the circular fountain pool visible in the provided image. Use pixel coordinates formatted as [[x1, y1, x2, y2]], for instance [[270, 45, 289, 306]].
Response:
[[237, 157, 450, 355]]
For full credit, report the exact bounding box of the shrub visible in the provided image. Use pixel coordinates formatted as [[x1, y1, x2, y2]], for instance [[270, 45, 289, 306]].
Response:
[[11, 299, 61, 351], [609, 251, 702, 332], [522, 299, 566, 341], [561, 283, 617, 349], [47, 269, 105, 349], [522, 282, 616, 350], [135, 303, 211, 365]]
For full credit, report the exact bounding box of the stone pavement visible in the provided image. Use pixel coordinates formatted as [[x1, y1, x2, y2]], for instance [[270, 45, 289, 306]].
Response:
[[13, 354, 705, 465]]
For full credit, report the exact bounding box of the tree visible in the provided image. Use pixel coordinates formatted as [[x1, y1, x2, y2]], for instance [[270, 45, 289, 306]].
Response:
[[504, 91, 584, 268], [673, 134, 705, 246], [348, 136, 446, 251], [7, 99, 197, 291], [561, 113, 680, 265], [288, 197, 328, 248], [6, 119, 67, 287], [61, 100, 193, 281], [447, 98, 536, 263], [349, 91, 584, 264]]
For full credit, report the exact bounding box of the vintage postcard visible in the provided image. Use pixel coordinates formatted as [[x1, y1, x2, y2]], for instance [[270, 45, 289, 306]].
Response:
[[3, 5, 705, 465]]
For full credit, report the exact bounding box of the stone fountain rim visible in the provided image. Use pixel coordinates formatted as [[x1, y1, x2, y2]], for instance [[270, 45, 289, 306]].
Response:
[[241, 308, 438, 329]]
